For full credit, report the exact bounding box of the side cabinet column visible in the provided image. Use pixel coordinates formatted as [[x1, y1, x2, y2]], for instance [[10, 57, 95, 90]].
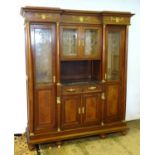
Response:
[[101, 24, 106, 126], [120, 25, 129, 121], [25, 21, 34, 136], [56, 22, 61, 132], [101, 24, 106, 83]]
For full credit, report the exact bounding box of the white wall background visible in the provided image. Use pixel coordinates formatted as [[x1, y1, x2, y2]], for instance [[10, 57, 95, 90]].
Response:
[[0, 0, 140, 134]]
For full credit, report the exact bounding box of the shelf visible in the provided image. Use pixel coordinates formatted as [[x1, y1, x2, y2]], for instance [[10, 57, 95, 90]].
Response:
[[61, 79, 102, 86]]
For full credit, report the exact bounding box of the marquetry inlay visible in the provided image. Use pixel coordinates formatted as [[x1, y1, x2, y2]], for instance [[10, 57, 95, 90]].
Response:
[[24, 12, 60, 22], [103, 16, 130, 25], [62, 15, 101, 24]]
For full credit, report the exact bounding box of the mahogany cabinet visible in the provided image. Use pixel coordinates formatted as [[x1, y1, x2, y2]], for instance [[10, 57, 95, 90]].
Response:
[[21, 6, 134, 149]]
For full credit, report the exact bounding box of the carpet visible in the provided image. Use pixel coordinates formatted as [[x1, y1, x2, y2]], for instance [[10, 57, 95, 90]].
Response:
[[14, 120, 140, 155]]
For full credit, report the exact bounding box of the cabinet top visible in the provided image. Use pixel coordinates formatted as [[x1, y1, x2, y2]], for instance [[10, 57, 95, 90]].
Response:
[[21, 6, 134, 16], [21, 6, 134, 25]]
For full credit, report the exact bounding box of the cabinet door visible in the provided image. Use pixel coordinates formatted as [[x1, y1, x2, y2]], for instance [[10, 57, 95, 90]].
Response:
[[105, 26, 126, 123], [30, 24, 56, 133], [60, 26, 80, 59], [61, 95, 82, 129], [82, 93, 101, 126], [82, 27, 101, 59]]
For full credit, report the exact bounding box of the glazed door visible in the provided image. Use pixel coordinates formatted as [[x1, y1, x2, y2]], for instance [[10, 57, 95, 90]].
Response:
[[30, 24, 56, 133], [61, 95, 82, 129], [82, 93, 101, 126], [60, 26, 80, 60], [82, 27, 101, 59], [105, 25, 126, 123]]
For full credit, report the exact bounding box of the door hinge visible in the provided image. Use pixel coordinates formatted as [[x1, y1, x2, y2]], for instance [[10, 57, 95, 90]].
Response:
[[57, 128, 61, 132], [101, 93, 105, 100], [57, 97, 61, 104], [105, 73, 107, 80], [101, 122, 104, 126]]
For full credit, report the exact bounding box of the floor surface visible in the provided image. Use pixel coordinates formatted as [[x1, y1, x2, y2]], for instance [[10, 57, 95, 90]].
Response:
[[14, 120, 140, 155]]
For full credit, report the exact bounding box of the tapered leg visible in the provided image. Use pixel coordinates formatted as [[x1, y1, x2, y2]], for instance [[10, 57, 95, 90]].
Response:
[[100, 134, 106, 139], [121, 130, 128, 136], [28, 144, 35, 150]]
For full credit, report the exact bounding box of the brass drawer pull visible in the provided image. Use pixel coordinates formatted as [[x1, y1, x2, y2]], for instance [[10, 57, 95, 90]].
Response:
[[78, 108, 81, 114], [66, 88, 76, 92], [88, 86, 97, 90], [101, 93, 105, 100], [82, 107, 85, 114]]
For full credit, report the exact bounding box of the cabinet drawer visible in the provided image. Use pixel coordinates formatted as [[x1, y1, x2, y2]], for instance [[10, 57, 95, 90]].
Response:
[[62, 86, 82, 95], [84, 84, 102, 93]]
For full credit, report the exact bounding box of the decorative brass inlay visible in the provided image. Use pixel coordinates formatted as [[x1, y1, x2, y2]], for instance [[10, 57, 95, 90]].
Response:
[[101, 122, 104, 126], [101, 93, 105, 100], [62, 15, 100, 24], [57, 97, 61, 104], [103, 16, 130, 25], [105, 73, 107, 80], [41, 14, 46, 19], [79, 17, 84, 22], [56, 22, 59, 27], [102, 79, 106, 83], [57, 83, 61, 86], [30, 132, 34, 136], [78, 108, 81, 114], [88, 86, 97, 90], [66, 88, 76, 92], [32, 13, 59, 21], [57, 128, 61, 132], [53, 76, 56, 83]]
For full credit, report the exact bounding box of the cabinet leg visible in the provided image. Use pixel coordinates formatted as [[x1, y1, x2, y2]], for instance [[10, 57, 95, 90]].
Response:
[[121, 130, 128, 136], [56, 141, 62, 148], [28, 144, 35, 150], [100, 134, 106, 139]]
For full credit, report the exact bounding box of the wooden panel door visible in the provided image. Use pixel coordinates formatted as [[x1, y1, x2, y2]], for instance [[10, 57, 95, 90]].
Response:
[[61, 95, 82, 129], [30, 23, 56, 133], [105, 25, 126, 123], [82, 93, 101, 126]]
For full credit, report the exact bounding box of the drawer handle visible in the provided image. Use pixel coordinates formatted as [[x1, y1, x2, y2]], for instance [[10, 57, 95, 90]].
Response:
[[66, 88, 76, 92], [82, 107, 85, 114], [78, 108, 81, 114], [88, 86, 97, 90]]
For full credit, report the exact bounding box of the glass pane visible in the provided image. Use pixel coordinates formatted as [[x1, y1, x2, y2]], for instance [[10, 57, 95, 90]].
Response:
[[84, 29, 98, 55], [62, 29, 77, 56], [33, 28, 52, 83], [107, 31, 120, 80]]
